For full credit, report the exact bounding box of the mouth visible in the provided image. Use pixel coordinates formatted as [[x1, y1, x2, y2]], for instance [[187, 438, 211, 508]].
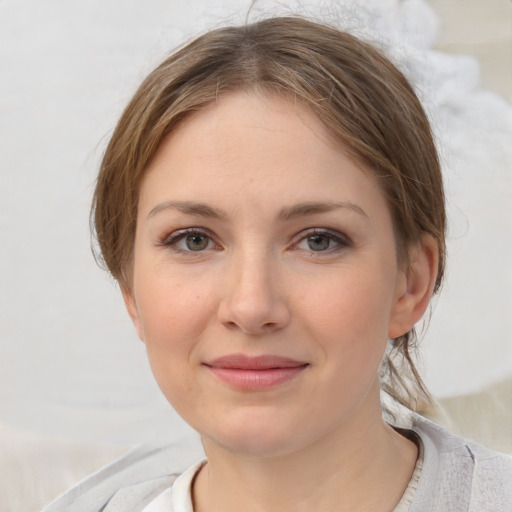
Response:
[[203, 354, 309, 391]]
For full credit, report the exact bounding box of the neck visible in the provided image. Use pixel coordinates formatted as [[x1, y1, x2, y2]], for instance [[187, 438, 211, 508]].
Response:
[[192, 390, 418, 512]]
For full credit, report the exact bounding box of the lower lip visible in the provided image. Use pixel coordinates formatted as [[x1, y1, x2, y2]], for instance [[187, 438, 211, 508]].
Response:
[[206, 365, 308, 391]]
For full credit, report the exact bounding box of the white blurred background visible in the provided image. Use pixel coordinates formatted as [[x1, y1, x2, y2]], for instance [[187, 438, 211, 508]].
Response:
[[0, 0, 511, 509]]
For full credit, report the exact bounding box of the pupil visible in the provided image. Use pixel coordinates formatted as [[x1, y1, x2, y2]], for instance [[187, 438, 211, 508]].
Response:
[[186, 234, 208, 251], [308, 235, 330, 251]]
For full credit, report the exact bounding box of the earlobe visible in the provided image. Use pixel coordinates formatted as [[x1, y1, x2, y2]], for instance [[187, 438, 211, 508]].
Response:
[[120, 284, 145, 342], [388, 234, 439, 339]]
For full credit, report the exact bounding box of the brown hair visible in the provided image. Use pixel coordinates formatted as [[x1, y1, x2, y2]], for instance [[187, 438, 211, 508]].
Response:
[[92, 16, 446, 411]]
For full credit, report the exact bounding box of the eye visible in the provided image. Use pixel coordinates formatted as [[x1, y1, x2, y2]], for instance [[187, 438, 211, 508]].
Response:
[[161, 229, 216, 253], [304, 234, 332, 251], [294, 229, 349, 253], [182, 233, 211, 251]]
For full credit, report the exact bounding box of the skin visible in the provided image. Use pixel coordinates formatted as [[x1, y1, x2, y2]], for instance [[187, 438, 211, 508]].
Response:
[[123, 92, 439, 512]]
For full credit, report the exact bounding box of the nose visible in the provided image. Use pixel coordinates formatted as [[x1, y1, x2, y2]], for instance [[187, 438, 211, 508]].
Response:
[[217, 251, 291, 336]]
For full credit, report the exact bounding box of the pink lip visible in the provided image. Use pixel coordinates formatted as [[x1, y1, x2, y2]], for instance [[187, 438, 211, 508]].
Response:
[[203, 354, 309, 391]]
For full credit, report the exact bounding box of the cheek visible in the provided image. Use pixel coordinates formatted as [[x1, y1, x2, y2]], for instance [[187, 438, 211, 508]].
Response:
[[133, 271, 217, 391], [299, 269, 394, 341], [136, 269, 212, 342], [297, 269, 394, 383], [135, 279, 217, 418]]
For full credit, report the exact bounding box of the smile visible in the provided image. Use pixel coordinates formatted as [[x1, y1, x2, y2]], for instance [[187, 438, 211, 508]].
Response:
[[203, 354, 309, 391]]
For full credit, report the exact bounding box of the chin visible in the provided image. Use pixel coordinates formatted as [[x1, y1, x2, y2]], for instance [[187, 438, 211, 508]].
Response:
[[210, 433, 299, 459], [200, 411, 305, 459]]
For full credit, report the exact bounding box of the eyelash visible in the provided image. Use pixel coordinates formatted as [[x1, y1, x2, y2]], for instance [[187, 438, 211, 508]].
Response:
[[159, 228, 219, 254], [293, 228, 351, 254], [158, 228, 351, 255]]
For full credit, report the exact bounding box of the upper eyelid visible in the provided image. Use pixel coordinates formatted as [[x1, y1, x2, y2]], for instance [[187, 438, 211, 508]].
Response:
[[159, 227, 218, 248], [293, 227, 350, 243], [162, 227, 213, 240]]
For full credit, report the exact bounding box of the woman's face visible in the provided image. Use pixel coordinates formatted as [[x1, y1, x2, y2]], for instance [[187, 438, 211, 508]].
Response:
[[124, 92, 411, 458]]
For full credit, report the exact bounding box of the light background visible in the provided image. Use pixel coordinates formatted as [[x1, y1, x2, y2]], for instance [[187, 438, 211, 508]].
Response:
[[1, 0, 511, 450]]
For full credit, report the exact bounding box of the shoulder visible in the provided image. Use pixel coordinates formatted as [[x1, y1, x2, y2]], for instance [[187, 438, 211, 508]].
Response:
[[410, 413, 512, 512], [40, 444, 188, 512]]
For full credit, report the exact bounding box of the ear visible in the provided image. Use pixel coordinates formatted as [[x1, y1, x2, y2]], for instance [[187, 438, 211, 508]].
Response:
[[388, 234, 439, 339], [120, 284, 145, 342]]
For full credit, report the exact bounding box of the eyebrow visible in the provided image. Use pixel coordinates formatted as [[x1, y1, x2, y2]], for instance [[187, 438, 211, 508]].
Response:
[[277, 201, 368, 221], [148, 201, 228, 220], [147, 200, 368, 221]]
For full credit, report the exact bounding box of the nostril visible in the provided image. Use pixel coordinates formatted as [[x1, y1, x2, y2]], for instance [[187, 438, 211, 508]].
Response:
[[223, 321, 239, 331]]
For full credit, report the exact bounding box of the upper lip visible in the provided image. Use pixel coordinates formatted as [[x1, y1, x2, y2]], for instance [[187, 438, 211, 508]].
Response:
[[204, 354, 308, 370]]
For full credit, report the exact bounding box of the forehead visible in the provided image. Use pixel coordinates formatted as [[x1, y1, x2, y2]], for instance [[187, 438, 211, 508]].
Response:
[[154, 91, 338, 168], [138, 91, 387, 220]]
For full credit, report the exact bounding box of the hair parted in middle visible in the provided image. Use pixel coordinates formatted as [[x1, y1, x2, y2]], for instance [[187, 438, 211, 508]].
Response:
[[92, 16, 446, 412]]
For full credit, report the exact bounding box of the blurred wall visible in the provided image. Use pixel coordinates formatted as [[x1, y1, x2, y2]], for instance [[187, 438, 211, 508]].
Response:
[[1, 0, 511, 445]]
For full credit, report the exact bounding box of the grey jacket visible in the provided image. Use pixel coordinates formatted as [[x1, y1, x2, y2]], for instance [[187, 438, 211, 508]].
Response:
[[41, 414, 512, 511]]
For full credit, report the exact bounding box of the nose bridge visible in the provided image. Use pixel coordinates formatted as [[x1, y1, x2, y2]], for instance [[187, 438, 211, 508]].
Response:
[[235, 245, 273, 302], [218, 243, 289, 335]]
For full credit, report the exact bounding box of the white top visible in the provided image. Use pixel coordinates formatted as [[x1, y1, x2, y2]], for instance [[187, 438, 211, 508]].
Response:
[[141, 460, 204, 512]]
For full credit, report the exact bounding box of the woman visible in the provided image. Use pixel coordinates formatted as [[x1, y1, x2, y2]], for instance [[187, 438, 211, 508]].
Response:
[[43, 16, 512, 512]]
